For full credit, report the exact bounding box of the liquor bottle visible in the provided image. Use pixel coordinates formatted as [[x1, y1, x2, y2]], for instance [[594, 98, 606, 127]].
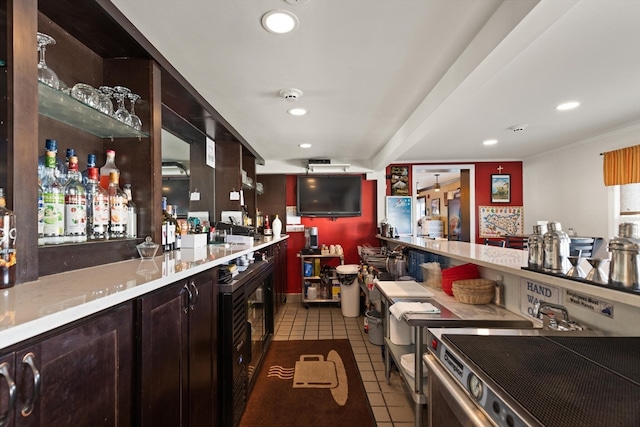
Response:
[[81, 153, 97, 186], [85, 167, 109, 240], [59, 147, 75, 185], [63, 156, 87, 243], [100, 149, 119, 189], [123, 184, 137, 238], [37, 139, 64, 184], [0, 188, 17, 289], [107, 171, 127, 238], [263, 214, 272, 236], [172, 204, 181, 250], [37, 183, 44, 245], [41, 150, 65, 244], [161, 197, 176, 251]]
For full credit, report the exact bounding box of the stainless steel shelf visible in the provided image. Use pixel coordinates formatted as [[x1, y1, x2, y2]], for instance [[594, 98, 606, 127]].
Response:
[[38, 83, 149, 139]]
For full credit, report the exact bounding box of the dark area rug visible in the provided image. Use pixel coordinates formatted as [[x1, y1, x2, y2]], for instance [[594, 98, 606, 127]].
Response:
[[239, 339, 376, 427]]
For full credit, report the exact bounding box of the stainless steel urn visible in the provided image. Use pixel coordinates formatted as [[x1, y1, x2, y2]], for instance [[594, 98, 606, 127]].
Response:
[[543, 221, 571, 273], [527, 224, 546, 270], [608, 222, 640, 290]]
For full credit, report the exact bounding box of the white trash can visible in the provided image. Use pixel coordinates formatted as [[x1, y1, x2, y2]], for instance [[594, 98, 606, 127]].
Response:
[[336, 264, 360, 317]]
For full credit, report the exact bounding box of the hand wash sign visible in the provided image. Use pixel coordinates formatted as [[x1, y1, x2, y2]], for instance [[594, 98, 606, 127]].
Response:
[[519, 278, 560, 320]]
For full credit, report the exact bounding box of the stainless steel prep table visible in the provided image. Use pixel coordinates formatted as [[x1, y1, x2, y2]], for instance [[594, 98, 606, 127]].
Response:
[[375, 281, 532, 427]]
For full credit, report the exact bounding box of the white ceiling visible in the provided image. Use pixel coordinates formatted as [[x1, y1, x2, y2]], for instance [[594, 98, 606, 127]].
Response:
[[112, 0, 640, 188]]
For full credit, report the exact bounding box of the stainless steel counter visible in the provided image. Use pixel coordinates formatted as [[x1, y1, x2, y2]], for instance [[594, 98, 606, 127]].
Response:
[[0, 235, 288, 350], [375, 279, 531, 427]]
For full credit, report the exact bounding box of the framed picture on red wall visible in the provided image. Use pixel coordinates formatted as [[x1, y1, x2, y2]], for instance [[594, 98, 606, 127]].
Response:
[[491, 174, 511, 203], [390, 166, 410, 196]]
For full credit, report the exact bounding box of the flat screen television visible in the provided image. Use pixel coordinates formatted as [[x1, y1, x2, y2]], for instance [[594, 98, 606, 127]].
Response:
[[297, 175, 362, 217]]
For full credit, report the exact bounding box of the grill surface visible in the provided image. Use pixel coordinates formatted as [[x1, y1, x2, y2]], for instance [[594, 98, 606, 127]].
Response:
[[445, 335, 640, 427]]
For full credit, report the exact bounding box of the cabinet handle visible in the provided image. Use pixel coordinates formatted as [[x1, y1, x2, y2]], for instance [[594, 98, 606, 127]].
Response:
[[180, 284, 192, 314], [189, 280, 199, 310], [20, 352, 40, 417], [0, 362, 17, 427]]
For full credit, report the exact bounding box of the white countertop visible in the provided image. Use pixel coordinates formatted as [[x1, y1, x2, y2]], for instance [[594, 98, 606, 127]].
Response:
[[0, 235, 288, 350], [378, 235, 640, 308]]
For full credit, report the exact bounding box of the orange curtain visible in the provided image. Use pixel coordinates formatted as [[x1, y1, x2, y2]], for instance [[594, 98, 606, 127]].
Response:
[[603, 145, 640, 186]]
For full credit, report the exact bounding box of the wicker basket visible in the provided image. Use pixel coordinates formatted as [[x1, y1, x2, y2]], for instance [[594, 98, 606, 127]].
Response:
[[452, 278, 495, 305]]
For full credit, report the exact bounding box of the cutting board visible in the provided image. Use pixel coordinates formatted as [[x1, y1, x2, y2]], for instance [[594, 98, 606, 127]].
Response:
[[376, 281, 434, 298]]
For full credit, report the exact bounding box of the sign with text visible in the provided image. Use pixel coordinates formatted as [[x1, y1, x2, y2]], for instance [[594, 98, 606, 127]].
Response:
[[519, 278, 560, 319], [566, 289, 614, 318]]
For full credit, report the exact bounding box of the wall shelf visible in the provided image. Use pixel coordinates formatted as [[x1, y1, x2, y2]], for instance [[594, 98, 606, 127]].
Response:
[[38, 82, 150, 139]]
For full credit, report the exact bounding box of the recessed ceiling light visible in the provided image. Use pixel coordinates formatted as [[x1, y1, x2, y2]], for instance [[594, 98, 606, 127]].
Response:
[[556, 101, 580, 111], [288, 108, 308, 116], [261, 10, 299, 34], [299, 143, 312, 148], [483, 139, 498, 146]]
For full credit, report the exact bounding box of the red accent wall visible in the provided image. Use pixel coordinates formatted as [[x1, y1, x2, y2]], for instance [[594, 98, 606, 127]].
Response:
[[473, 162, 523, 242], [284, 175, 379, 294]]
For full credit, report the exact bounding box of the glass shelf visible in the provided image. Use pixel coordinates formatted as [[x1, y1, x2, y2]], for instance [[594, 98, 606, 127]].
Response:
[[38, 82, 149, 139]]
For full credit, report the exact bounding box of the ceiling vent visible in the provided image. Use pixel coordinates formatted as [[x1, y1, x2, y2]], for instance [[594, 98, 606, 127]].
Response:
[[279, 88, 303, 101]]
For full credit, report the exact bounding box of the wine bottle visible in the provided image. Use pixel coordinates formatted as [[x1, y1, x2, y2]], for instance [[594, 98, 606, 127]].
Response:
[[85, 167, 110, 240], [0, 188, 17, 289], [63, 156, 87, 243], [107, 171, 127, 238], [161, 197, 176, 251]]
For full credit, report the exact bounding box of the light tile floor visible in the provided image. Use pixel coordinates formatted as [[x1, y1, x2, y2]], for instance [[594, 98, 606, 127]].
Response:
[[273, 301, 416, 427]]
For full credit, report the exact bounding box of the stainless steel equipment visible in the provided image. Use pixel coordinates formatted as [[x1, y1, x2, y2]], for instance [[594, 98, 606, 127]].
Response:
[[533, 301, 584, 331], [608, 222, 640, 290], [542, 221, 570, 273], [425, 327, 639, 427], [308, 226, 319, 248], [527, 224, 545, 269]]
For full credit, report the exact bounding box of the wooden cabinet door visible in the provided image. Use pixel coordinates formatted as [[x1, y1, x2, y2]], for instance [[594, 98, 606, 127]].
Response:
[[187, 271, 216, 427], [0, 353, 16, 427], [13, 303, 132, 427], [137, 281, 189, 427]]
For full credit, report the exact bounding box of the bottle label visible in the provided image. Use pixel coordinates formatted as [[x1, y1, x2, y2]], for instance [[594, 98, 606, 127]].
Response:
[[65, 194, 87, 235], [38, 194, 44, 236], [92, 194, 110, 227], [43, 193, 65, 236], [110, 194, 127, 234]]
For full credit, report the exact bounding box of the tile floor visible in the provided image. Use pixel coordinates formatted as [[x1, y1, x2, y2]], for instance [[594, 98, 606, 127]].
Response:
[[273, 301, 417, 427]]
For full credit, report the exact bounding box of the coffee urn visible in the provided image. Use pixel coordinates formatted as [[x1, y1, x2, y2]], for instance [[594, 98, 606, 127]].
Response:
[[527, 224, 546, 270], [608, 222, 640, 290], [543, 221, 571, 273]]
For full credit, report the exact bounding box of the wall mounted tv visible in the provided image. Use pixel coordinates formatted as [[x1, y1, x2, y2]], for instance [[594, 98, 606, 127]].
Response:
[[297, 175, 362, 217]]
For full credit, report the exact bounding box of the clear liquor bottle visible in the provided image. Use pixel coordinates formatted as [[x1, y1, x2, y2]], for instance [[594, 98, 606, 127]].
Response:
[[171, 204, 181, 250], [81, 153, 96, 186], [0, 188, 17, 289], [41, 150, 65, 244], [100, 149, 119, 189], [59, 147, 75, 186], [85, 167, 109, 240], [37, 138, 64, 184], [37, 182, 45, 246], [107, 171, 127, 238], [123, 184, 137, 238], [64, 156, 87, 243]]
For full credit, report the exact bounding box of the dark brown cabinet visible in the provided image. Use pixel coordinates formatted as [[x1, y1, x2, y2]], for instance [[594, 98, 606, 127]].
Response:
[[1, 0, 260, 283], [0, 303, 133, 427], [136, 269, 218, 427]]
